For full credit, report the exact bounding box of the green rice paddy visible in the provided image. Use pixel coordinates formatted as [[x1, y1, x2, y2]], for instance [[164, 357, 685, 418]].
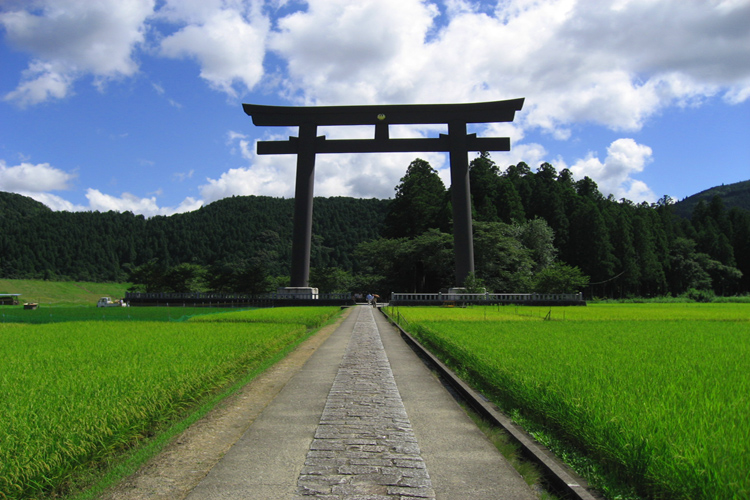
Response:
[[385, 303, 750, 500], [0, 305, 342, 499]]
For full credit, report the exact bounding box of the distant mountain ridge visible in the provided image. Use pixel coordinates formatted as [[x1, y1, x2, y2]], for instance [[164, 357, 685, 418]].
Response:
[[0, 191, 391, 282], [0, 191, 52, 217], [673, 179, 750, 218]]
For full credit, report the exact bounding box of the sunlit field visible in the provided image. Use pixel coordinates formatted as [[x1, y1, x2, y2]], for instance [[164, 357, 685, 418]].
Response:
[[0, 306, 341, 499], [0, 305, 243, 324], [385, 303, 750, 499]]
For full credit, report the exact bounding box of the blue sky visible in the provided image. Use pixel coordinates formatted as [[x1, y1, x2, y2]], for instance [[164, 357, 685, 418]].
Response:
[[1, 0, 749, 216]]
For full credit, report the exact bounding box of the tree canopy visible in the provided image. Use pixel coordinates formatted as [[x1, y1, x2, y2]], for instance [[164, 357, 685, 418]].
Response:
[[1, 154, 748, 299]]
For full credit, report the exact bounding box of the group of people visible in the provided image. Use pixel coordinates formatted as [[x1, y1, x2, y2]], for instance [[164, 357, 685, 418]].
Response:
[[353, 292, 379, 306]]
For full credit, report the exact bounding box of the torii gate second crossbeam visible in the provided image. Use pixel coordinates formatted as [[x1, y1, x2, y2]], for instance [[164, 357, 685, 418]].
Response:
[[243, 98, 525, 289]]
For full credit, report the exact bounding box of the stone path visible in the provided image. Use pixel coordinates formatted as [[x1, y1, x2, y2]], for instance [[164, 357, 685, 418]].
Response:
[[183, 305, 537, 499], [295, 306, 434, 499]]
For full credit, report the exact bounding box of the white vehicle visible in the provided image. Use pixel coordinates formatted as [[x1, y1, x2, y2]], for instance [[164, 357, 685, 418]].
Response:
[[97, 297, 127, 307]]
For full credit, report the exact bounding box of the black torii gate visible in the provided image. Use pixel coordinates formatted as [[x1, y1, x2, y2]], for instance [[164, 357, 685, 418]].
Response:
[[243, 98, 524, 289]]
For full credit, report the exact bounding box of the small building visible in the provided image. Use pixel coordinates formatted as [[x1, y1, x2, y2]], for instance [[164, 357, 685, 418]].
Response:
[[0, 294, 21, 306]]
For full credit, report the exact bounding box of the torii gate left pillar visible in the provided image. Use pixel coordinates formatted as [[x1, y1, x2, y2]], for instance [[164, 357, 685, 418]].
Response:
[[243, 99, 524, 289]]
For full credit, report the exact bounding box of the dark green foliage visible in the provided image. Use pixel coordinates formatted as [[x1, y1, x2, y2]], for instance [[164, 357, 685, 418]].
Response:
[[309, 267, 354, 294], [533, 263, 589, 294], [382, 158, 449, 238], [672, 180, 750, 218], [472, 221, 535, 293], [1, 156, 748, 298], [355, 229, 454, 294], [0, 193, 388, 284]]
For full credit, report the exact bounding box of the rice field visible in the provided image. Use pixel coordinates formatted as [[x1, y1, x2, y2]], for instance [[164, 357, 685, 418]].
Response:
[[385, 303, 750, 500], [0, 305, 245, 324], [187, 306, 342, 328], [0, 306, 341, 499]]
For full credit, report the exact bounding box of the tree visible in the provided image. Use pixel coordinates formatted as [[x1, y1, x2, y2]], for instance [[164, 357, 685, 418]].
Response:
[[564, 199, 616, 284], [355, 230, 453, 293], [126, 259, 167, 293], [668, 238, 712, 293], [463, 272, 487, 293], [509, 218, 557, 272], [310, 267, 354, 294], [383, 159, 449, 238], [473, 221, 535, 292], [207, 259, 273, 294], [533, 263, 589, 294], [162, 263, 207, 293], [469, 152, 502, 222]]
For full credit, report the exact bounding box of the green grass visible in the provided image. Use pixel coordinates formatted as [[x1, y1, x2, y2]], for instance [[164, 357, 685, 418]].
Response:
[[0, 278, 131, 306], [386, 304, 750, 500], [188, 306, 342, 328], [0, 306, 343, 500], [0, 305, 250, 324], [388, 302, 750, 322]]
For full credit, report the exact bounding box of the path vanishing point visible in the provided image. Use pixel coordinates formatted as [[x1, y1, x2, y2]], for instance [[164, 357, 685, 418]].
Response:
[[115, 305, 540, 499]]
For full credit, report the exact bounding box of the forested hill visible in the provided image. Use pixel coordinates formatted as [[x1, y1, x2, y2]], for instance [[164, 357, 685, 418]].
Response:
[[2, 156, 750, 298], [0, 191, 52, 217], [673, 180, 750, 219], [0, 193, 390, 282]]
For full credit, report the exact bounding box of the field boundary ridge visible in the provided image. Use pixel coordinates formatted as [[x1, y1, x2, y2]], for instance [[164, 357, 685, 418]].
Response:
[[378, 306, 601, 500]]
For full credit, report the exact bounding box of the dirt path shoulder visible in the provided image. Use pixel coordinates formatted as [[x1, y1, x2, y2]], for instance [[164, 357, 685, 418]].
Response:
[[98, 308, 352, 500]]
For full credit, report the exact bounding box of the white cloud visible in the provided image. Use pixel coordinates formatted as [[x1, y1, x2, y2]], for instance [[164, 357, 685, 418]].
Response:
[[158, 1, 269, 96], [85, 189, 202, 216], [21, 192, 87, 212], [200, 156, 297, 202], [270, 0, 439, 104], [270, 0, 750, 135], [1, 0, 155, 105], [315, 151, 448, 199], [3, 0, 749, 209], [570, 138, 656, 202], [0, 160, 76, 192], [214, 124, 453, 201], [3, 60, 74, 105], [173, 170, 195, 182]]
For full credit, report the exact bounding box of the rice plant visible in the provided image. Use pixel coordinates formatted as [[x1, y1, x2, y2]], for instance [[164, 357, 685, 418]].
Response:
[[388, 304, 750, 499], [0, 306, 341, 499]]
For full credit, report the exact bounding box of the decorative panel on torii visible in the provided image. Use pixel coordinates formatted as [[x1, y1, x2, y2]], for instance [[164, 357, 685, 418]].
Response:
[[243, 98, 525, 289]]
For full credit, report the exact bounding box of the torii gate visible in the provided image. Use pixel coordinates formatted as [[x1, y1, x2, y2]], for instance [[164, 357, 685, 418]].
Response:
[[243, 98, 524, 290]]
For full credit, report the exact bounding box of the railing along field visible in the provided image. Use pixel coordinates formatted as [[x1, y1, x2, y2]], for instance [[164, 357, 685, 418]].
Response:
[[389, 292, 585, 306]]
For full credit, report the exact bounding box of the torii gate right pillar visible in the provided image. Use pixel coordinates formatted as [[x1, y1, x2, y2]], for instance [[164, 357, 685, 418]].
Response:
[[448, 120, 474, 286]]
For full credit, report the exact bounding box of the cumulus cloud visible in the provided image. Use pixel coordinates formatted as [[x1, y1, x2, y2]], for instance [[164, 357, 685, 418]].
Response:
[[5, 0, 748, 124], [271, 0, 750, 134], [85, 189, 202, 216], [570, 138, 656, 202], [158, 0, 269, 96], [0, 159, 88, 210], [1, 0, 154, 105], [202, 129, 450, 201], [201, 132, 297, 201], [3, 0, 749, 208], [0, 160, 76, 192], [0, 158, 202, 215], [270, 0, 438, 104]]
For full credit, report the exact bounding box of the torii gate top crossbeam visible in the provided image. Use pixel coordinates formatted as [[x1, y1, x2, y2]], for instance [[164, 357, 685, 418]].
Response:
[[244, 98, 525, 155], [242, 98, 525, 289], [243, 98, 524, 126]]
